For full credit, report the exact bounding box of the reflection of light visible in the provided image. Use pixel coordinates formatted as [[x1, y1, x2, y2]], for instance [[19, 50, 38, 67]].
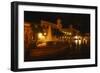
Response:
[[79, 39, 81, 45], [75, 40, 78, 44], [37, 42, 47, 47], [74, 39, 82, 45], [83, 38, 88, 44]]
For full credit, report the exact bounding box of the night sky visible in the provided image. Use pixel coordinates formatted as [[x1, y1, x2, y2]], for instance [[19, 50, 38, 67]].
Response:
[[24, 11, 90, 33]]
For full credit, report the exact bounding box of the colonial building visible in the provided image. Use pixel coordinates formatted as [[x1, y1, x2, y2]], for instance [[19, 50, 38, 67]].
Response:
[[24, 19, 90, 47], [40, 19, 80, 42]]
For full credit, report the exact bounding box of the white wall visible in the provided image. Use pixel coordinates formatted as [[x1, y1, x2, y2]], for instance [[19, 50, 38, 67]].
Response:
[[0, 0, 99, 73]]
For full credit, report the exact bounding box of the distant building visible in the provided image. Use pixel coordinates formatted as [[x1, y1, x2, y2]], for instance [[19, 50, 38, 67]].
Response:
[[24, 19, 90, 46], [40, 19, 80, 41], [61, 25, 79, 36]]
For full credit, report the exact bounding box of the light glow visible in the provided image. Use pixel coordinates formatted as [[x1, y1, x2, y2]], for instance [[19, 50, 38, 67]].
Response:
[[74, 36, 78, 39], [38, 33, 45, 41]]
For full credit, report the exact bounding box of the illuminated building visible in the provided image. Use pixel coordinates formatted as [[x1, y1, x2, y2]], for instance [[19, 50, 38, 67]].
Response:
[[40, 19, 82, 42], [40, 18, 63, 42], [24, 19, 90, 47]]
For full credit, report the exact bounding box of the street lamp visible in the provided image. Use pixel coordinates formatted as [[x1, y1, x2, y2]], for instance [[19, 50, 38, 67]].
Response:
[[38, 33, 45, 41]]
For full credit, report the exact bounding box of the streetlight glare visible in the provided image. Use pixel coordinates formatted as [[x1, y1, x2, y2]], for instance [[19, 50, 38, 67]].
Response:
[[38, 33, 45, 41], [74, 36, 78, 39], [38, 33, 42, 38]]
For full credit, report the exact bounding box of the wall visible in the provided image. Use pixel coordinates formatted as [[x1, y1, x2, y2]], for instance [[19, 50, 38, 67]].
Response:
[[0, 0, 99, 73]]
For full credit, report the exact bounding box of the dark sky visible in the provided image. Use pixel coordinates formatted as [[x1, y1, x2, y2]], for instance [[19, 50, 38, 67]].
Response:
[[24, 11, 90, 33]]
